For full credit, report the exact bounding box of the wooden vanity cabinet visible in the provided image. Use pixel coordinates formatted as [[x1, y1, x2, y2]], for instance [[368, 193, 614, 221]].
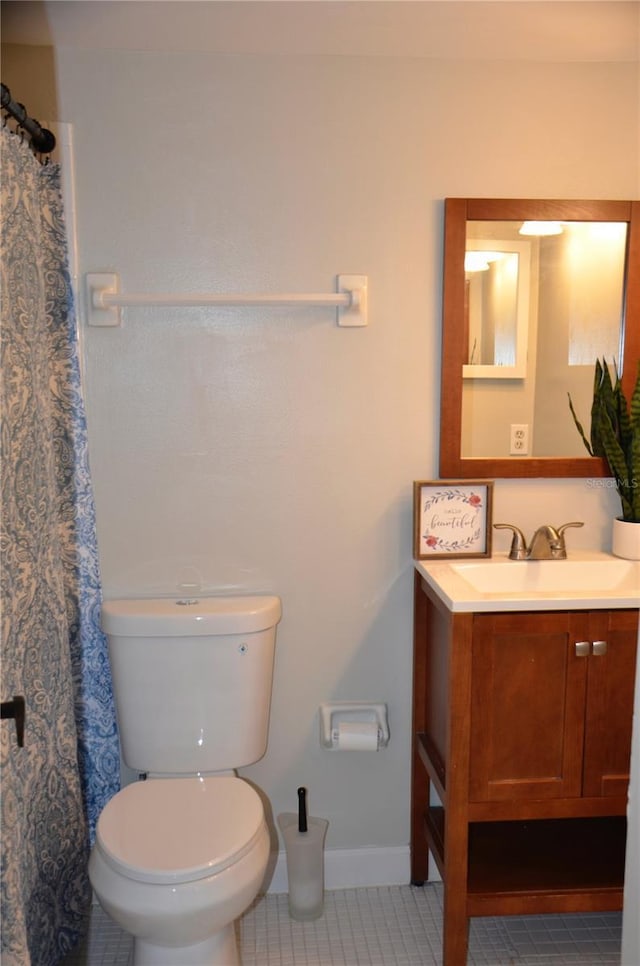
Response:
[[411, 571, 639, 966]]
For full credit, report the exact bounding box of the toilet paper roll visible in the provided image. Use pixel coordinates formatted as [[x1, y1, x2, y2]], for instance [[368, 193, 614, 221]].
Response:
[[335, 722, 379, 751]]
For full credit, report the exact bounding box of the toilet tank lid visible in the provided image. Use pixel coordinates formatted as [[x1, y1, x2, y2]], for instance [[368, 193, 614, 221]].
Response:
[[101, 595, 281, 637]]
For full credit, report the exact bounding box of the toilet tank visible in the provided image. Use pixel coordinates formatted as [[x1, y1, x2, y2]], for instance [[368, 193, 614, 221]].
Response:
[[101, 596, 281, 775]]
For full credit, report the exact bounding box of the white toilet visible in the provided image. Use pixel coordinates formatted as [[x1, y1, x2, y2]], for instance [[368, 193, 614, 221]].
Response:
[[89, 594, 282, 966]]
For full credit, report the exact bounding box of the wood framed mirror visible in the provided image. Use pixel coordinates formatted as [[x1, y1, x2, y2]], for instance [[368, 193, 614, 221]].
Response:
[[440, 198, 640, 478]]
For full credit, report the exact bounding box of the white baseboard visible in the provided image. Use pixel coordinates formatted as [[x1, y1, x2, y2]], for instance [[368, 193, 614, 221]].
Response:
[[265, 845, 412, 894]]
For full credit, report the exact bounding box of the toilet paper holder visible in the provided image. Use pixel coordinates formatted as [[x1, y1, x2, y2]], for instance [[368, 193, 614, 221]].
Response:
[[319, 702, 390, 750]]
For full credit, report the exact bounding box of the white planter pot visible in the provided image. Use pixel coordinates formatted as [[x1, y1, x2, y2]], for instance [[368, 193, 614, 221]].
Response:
[[612, 518, 640, 560]]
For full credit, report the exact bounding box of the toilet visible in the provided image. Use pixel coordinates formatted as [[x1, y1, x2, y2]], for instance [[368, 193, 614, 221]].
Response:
[[89, 594, 281, 966]]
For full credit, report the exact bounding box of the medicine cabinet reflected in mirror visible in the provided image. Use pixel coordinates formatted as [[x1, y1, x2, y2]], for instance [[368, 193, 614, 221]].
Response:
[[440, 198, 640, 479], [464, 233, 531, 379]]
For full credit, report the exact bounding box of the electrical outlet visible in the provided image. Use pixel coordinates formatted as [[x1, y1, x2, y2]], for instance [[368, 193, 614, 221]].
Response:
[[510, 423, 529, 455]]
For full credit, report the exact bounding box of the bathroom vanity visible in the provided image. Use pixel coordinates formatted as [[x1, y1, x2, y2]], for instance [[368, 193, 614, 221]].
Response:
[[410, 554, 640, 966]]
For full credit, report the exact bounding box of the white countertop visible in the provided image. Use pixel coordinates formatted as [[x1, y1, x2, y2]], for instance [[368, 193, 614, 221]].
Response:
[[414, 551, 640, 613]]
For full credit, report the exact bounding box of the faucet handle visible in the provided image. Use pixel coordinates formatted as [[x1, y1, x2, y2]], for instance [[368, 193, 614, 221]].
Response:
[[493, 523, 528, 560], [557, 521, 584, 537], [556, 521, 584, 556]]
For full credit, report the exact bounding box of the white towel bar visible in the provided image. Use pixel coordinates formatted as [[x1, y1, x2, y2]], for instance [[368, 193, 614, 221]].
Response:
[[86, 273, 368, 328]]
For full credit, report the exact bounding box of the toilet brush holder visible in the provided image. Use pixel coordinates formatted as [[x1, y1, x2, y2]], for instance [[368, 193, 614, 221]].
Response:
[[277, 807, 328, 921]]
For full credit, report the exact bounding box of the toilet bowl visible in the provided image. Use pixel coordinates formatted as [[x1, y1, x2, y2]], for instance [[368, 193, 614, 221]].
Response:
[[89, 776, 270, 965]]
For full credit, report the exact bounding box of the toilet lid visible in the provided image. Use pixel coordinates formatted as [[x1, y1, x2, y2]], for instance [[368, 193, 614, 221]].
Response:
[[96, 776, 265, 884]]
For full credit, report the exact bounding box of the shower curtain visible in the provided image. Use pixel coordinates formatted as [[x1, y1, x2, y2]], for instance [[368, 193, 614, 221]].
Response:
[[1, 126, 120, 964]]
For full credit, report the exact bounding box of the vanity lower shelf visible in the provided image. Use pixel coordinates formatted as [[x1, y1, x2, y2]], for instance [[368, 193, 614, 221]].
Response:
[[424, 807, 626, 916]]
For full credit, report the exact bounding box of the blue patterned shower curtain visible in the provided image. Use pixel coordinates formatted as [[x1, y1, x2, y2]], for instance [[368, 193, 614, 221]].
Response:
[[1, 127, 120, 964]]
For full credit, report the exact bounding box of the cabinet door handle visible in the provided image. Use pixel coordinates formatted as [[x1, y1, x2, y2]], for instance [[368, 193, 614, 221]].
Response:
[[575, 641, 590, 657], [592, 640, 608, 656]]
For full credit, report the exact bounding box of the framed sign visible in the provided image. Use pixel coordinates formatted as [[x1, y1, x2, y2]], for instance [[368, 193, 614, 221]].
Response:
[[413, 480, 493, 559]]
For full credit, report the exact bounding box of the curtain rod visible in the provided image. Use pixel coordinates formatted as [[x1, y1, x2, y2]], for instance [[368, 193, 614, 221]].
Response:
[[1, 83, 56, 154]]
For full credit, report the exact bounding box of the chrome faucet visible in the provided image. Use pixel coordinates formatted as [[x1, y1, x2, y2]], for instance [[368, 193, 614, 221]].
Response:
[[494, 522, 584, 560]]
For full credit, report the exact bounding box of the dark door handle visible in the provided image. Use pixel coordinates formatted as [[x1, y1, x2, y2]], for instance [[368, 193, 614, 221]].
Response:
[[1, 696, 25, 747]]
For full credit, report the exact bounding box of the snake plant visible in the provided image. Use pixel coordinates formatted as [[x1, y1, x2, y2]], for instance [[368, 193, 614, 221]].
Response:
[[568, 358, 640, 523]]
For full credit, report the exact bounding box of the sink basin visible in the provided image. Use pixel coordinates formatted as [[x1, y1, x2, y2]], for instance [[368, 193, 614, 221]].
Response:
[[415, 551, 640, 612], [450, 558, 635, 594]]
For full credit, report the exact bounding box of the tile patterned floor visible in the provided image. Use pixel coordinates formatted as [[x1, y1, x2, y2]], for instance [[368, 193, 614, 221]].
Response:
[[61, 884, 622, 965]]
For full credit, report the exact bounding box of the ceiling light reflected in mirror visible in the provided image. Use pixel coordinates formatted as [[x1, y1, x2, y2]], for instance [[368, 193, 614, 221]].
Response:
[[519, 220, 564, 236]]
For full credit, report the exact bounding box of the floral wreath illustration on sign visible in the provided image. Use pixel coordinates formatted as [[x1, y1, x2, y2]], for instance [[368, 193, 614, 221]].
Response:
[[413, 480, 493, 559]]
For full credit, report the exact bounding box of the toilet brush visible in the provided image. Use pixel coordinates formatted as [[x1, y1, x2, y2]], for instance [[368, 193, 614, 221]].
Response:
[[277, 787, 328, 920]]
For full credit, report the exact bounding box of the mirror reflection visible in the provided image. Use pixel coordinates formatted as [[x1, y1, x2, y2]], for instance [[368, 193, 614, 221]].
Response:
[[462, 219, 627, 458], [464, 235, 531, 377]]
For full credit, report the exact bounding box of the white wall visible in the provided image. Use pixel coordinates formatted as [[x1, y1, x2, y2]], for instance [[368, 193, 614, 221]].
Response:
[[624, 24, 640, 950], [55, 47, 637, 871]]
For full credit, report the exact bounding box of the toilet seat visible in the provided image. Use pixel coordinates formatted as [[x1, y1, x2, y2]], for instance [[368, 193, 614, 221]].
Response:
[[96, 776, 265, 885]]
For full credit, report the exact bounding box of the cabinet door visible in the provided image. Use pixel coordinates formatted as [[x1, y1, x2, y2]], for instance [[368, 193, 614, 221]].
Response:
[[582, 609, 638, 798], [469, 612, 588, 802]]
